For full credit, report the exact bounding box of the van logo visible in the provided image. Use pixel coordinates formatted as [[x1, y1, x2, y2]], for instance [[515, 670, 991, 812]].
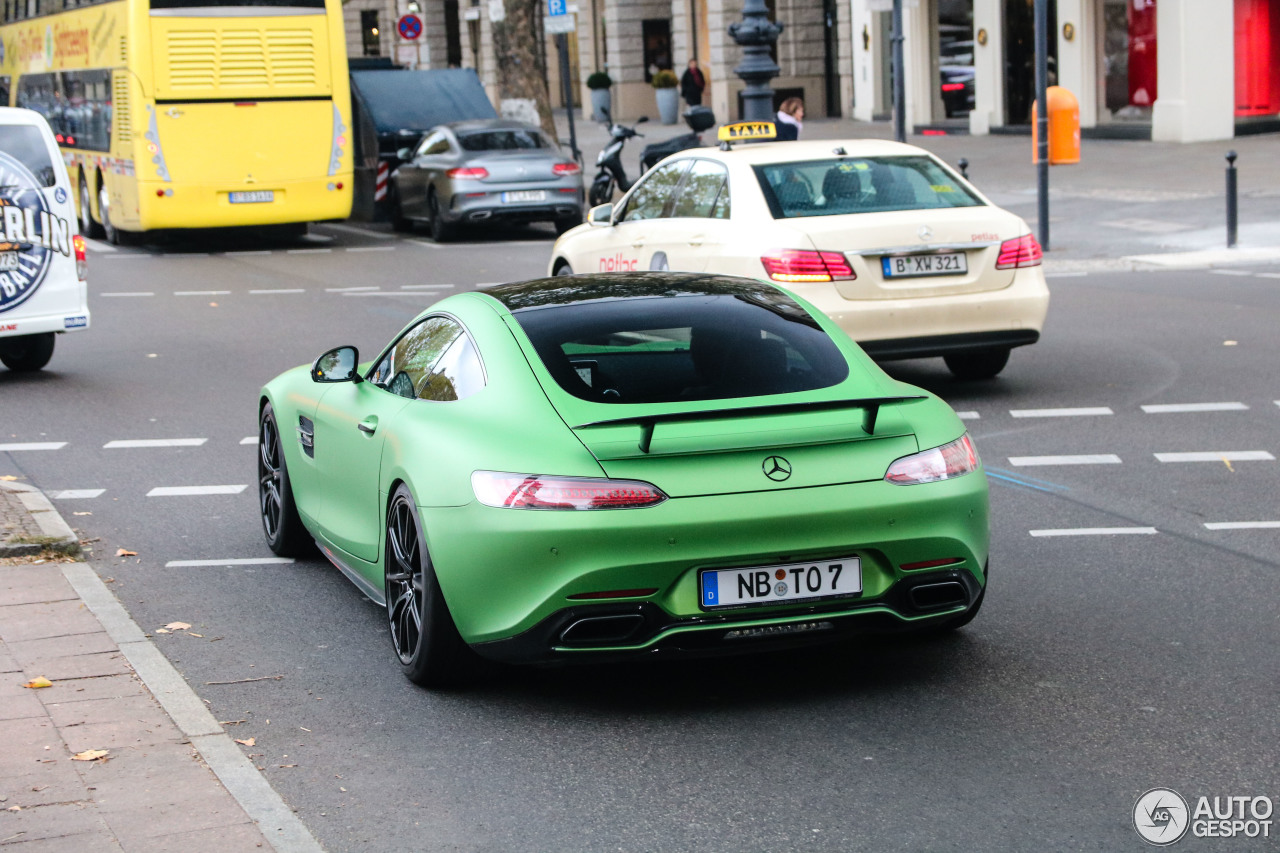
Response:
[[0, 151, 73, 315], [762, 455, 792, 481]]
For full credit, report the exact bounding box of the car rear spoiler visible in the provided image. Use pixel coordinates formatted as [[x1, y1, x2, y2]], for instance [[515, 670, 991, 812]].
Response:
[[575, 396, 927, 454]]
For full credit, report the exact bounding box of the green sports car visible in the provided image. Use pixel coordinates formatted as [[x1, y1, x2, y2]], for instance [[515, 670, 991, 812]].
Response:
[[257, 273, 989, 686]]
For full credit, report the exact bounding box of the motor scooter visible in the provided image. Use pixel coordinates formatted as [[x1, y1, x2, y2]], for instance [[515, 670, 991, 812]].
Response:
[[638, 106, 716, 173], [588, 110, 647, 207]]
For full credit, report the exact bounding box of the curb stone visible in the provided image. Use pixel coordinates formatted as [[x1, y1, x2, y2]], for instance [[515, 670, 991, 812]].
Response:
[[0, 480, 80, 557]]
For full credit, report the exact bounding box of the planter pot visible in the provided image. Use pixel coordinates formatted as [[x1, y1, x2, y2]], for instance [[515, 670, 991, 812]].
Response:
[[589, 88, 612, 122], [655, 87, 679, 124]]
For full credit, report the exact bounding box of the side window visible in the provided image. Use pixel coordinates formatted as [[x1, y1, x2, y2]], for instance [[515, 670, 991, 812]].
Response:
[[619, 161, 688, 222], [415, 132, 449, 157], [369, 316, 462, 399], [670, 160, 728, 219], [419, 332, 485, 402]]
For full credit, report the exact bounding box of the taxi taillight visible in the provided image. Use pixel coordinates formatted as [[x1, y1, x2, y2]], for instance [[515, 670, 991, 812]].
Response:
[[72, 235, 87, 281], [995, 234, 1043, 269], [760, 250, 856, 283]]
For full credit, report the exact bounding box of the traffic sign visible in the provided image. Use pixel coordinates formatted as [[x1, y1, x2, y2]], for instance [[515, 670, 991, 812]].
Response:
[[546, 0, 566, 15], [397, 13, 423, 40]]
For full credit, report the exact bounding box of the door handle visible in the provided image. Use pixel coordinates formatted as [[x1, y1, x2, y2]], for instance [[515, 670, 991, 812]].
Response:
[[358, 416, 378, 435], [631, 241, 644, 249], [688, 235, 705, 247]]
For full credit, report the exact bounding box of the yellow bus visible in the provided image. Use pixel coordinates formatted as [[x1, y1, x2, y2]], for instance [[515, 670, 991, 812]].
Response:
[[0, 0, 353, 243]]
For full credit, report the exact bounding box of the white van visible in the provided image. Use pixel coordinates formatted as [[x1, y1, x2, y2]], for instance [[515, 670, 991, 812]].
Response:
[[0, 107, 88, 372]]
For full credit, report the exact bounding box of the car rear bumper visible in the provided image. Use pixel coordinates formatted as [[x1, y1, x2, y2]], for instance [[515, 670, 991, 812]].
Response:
[[0, 309, 91, 337], [444, 187, 583, 224], [861, 329, 1039, 361], [135, 174, 353, 230]]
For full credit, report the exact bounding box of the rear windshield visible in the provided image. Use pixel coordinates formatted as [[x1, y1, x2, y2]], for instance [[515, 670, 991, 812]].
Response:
[[0, 126, 56, 187], [510, 292, 850, 404], [457, 130, 550, 151], [754, 155, 983, 219]]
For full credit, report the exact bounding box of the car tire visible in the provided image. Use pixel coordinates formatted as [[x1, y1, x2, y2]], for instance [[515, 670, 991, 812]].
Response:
[[79, 173, 103, 239], [98, 183, 123, 246], [588, 176, 613, 207], [0, 333, 55, 372], [554, 215, 580, 236], [553, 260, 573, 276], [427, 191, 455, 243], [257, 403, 312, 557], [388, 185, 413, 232], [384, 484, 470, 687], [944, 348, 1011, 380]]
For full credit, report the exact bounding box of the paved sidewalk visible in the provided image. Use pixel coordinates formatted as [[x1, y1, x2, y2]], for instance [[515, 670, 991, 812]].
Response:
[[0, 484, 319, 852]]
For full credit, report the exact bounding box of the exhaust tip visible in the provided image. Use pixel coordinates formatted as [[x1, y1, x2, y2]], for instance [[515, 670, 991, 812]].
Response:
[[908, 581, 968, 611], [559, 614, 645, 646]]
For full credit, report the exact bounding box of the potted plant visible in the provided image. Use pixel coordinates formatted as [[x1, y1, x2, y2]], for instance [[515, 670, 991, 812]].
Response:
[[586, 71, 613, 122], [652, 69, 679, 124]]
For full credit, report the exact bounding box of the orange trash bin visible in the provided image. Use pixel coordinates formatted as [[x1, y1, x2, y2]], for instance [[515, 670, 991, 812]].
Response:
[[1031, 86, 1081, 164]]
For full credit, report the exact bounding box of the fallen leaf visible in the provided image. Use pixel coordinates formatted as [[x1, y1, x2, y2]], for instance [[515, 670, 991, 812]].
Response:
[[235, 737, 256, 747], [165, 622, 191, 631], [116, 549, 137, 557], [71, 749, 109, 762], [209, 302, 219, 307], [1223, 458, 1235, 472], [0, 475, 18, 481], [73, 512, 92, 516], [188, 632, 203, 638], [300, 727, 311, 732], [155, 629, 170, 634], [22, 677, 53, 689], [1224, 340, 1238, 346], [278, 764, 297, 768], [6, 805, 20, 812]]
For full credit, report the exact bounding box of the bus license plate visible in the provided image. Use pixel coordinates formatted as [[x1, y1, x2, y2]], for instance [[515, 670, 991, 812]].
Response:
[[700, 557, 861, 610], [881, 252, 967, 278], [502, 190, 546, 203], [229, 191, 275, 204], [0, 252, 19, 270]]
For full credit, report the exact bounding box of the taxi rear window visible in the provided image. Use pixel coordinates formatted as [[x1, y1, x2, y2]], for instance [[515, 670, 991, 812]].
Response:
[[0, 126, 56, 187], [509, 291, 850, 404], [753, 155, 982, 219]]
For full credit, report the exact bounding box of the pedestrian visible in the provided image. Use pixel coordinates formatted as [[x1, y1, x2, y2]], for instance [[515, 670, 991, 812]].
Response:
[[680, 59, 705, 107], [774, 97, 804, 140]]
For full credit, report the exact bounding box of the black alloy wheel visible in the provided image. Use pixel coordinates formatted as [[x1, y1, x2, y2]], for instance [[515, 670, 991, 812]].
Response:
[[384, 484, 469, 686], [944, 348, 1011, 380], [258, 403, 311, 556], [427, 191, 455, 243], [78, 173, 103, 239], [0, 333, 55, 372]]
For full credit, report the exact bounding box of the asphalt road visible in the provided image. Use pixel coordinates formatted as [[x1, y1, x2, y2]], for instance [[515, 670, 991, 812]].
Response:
[[3, 224, 1278, 851]]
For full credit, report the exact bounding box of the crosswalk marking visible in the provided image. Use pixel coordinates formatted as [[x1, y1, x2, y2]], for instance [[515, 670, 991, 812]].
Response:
[[50, 489, 105, 499], [0, 442, 67, 451], [104, 438, 207, 449], [1030, 527, 1158, 537], [146, 485, 247, 497], [1010, 407, 1113, 418], [1009, 455, 1122, 466], [1154, 451, 1274, 462], [165, 557, 296, 567], [1140, 402, 1248, 413]]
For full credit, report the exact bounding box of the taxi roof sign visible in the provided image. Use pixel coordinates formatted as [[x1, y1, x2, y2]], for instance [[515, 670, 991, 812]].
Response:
[[717, 121, 777, 144]]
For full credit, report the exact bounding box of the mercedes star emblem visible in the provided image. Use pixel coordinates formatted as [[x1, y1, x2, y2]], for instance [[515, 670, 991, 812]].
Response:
[[762, 455, 792, 481], [918, 225, 933, 241]]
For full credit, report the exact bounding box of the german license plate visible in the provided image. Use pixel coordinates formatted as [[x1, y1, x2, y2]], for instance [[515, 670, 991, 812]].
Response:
[[502, 190, 546, 203], [229, 191, 275, 204], [700, 557, 861, 610], [0, 252, 18, 270], [881, 252, 967, 278]]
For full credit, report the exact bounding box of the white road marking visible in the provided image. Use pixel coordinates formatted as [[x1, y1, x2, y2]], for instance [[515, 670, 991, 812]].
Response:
[[1257, 273, 1280, 279], [1209, 269, 1254, 276], [100, 291, 155, 297], [1204, 521, 1280, 530], [342, 291, 428, 297], [250, 289, 306, 294], [165, 557, 296, 567], [345, 246, 395, 253], [1154, 451, 1275, 462], [0, 442, 67, 451], [240, 436, 258, 445], [1099, 218, 1193, 233], [83, 238, 118, 253], [50, 489, 105, 499], [104, 438, 207, 449], [175, 290, 231, 296], [1008, 455, 1122, 466], [325, 286, 379, 292], [225, 250, 273, 257], [287, 248, 333, 254], [317, 222, 396, 240], [400, 284, 453, 290], [1140, 402, 1248, 413], [1030, 527, 1158, 537], [1045, 271, 1088, 278], [954, 411, 980, 420], [1010, 407, 1113, 418], [147, 485, 247, 496], [97, 254, 154, 260], [407, 240, 439, 249]]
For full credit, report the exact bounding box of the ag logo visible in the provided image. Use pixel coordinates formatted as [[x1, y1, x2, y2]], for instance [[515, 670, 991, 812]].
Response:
[[1133, 788, 1189, 846], [0, 151, 73, 314], [762, 455, 791, 482]]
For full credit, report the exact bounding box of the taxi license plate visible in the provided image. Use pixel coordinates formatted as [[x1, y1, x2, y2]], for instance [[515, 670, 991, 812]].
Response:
[[0, 252, 19, 271], [700, 557, 861, 610], [502, 190, 546, 203], [882, 252, 967, 278], [229, 191, 274, 204]]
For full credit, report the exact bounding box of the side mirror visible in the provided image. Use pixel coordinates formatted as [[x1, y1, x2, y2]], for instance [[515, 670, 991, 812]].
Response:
[[312, 346, 362, 383], [636, 116, 649, 124], [588, 203, 613, 226], [396, 148, 412, 161]]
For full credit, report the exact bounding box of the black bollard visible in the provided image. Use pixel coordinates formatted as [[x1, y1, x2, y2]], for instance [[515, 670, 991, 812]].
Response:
[[958, 157, 969, 180], [1226, 150, 1238, 248]]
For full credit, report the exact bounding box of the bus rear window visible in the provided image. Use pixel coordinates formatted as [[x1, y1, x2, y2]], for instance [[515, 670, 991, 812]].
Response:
[[0, 126, 56, 187]]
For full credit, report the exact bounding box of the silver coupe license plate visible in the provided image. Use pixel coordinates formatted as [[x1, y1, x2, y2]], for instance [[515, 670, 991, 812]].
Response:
[[229, 191, 275, 204], [882, 252, 967, 278], [700, 557, 862, 610], [502, 190, 546, 203]]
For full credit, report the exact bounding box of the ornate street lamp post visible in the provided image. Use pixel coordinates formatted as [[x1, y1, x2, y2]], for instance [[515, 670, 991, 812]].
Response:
[[728, 0, 784, 122]]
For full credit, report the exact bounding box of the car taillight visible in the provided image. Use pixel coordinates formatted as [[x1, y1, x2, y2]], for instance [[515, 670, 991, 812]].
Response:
[[471, 471, 667, 510], [995, 234, 1042, 269], [760, 249, 856, 283], [553, 162, 581, 176], [941, 83, 966, 92], [884, 435, 979, 485], [447, 167, 489, 180], [73, 234, 87, 281]]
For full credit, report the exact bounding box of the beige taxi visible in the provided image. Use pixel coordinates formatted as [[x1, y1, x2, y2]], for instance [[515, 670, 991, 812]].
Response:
[[547, 131, 1049, 379]]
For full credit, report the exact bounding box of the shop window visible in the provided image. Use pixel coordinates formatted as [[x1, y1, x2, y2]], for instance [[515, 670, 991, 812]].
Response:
[[1234, 0, 1280, 117], [1098, 0, 1154, 123], [361, 10, 381, 57], [642, 19, 671, 83]]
